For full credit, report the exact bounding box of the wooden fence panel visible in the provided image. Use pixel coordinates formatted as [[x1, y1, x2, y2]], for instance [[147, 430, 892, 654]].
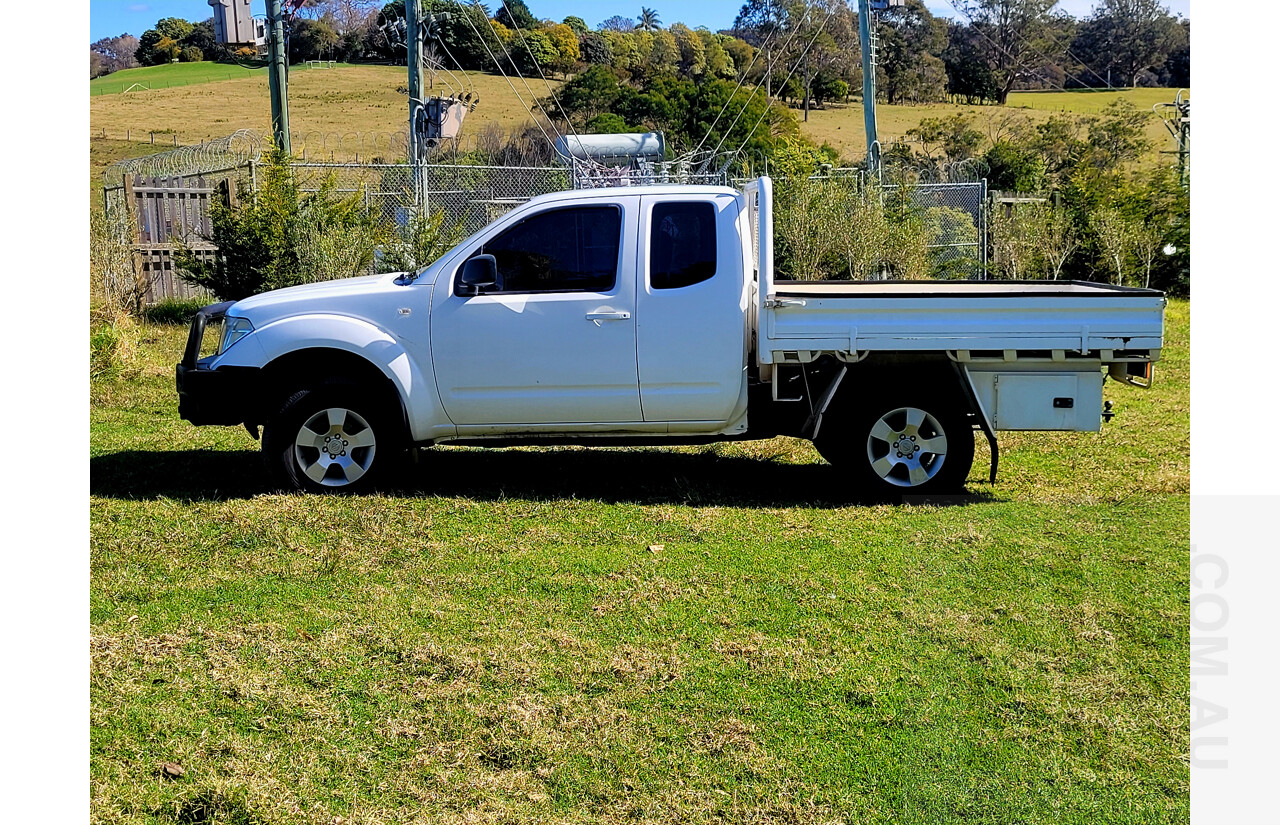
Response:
[[126, 174, 220, 304]]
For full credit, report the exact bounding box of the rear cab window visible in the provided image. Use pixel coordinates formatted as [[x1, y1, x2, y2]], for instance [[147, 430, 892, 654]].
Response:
[[650, 202, 717, 290]]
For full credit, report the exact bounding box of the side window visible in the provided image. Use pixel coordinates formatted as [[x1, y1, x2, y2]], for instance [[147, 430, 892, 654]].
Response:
[[463, 206, 622, 294], [651, 202, 717, 290]]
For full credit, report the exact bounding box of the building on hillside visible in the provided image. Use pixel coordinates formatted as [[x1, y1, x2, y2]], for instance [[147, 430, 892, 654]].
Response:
[[208, 0, 266, 48]]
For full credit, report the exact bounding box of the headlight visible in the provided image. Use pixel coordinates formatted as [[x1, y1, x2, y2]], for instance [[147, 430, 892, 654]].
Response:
[[219, 316, 255, 354]]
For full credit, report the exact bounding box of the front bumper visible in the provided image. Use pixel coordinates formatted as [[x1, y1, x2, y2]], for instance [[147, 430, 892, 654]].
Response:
[[175, 301, 262, 426]]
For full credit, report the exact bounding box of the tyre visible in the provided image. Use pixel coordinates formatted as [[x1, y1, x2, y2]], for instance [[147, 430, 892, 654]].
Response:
[[262, 383, 404, 493], [815, 395, 975, 498]]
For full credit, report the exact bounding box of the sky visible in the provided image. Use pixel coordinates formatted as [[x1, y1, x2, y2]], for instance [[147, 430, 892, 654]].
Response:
[[89, 0, 1191, 41]]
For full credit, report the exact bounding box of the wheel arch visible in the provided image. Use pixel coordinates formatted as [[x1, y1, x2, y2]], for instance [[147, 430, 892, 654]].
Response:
[[215, 313, 439, 440], [258, 347, 407, 433]]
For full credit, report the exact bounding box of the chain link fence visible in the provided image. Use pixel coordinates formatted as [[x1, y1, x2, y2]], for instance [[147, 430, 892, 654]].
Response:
[[98, 132, 990, 303], [892, 180, 988, 278], [290, 162, 572, 241]]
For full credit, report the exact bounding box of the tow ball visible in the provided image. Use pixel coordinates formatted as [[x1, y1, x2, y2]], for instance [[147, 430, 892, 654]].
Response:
[[1101, 401, 1116, 423]]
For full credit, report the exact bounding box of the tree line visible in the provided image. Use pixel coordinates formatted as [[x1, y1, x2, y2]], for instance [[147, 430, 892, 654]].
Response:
[[92, 0, 1189, 103]]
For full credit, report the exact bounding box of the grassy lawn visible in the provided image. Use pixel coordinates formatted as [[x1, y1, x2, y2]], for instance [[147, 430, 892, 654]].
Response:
[[90, 301, 1189, 824]]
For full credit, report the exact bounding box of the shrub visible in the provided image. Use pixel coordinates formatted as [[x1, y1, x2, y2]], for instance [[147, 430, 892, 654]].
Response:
[[90, 205, 150, 318], [176, 150, 386, 301], [143, 297, 208, 325], [376, 208, 464, 274], [179, 45, 203, 63]]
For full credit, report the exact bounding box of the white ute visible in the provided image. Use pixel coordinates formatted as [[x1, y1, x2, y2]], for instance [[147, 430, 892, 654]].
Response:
[[176, 177, 1165, 496]]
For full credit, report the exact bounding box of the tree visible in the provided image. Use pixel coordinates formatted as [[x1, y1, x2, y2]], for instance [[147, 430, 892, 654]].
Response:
[[181, 19, 225, 61], [91, 33, 141, 75], [563, 16, 588, 35], [701, 31, 736, 79], [943, 23, 999, 103], [907, 114, 983, 164], [983, 140, 1045, 191], [1071, 0, 1184, 88], [291, 18, 341, 61], [136, 17, 195, 65], [1040, 207, 1078, 280], [1090, 207, 1134, 285], [1162, 18, 1189, 87], [637, 7, 662, 32], [955, 0, 1064, 104], [494, 0, 536, 31], [670, 23, 706, 77], [598, 15, 635, 32], [722, 36, 755, 79], [90, 49, 105, 79], [877, 0, 948, 104], [511, 28, 557, 76], [646, 29, 680, 75], [579, 31, 613, 65], [544, 23, 581, 76]]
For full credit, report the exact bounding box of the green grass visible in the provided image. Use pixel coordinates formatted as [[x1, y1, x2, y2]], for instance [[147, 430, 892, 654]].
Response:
[[90, 61, 359, 97], [90, 302, 1189, 824], [90, 61, 268, 96]]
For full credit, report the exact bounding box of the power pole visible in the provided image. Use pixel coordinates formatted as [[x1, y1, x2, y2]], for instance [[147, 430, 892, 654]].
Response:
[[266, 0, 290, 153], [858, 0, 880, 177], [858, 0, 902, 178], [407, 0, 423, 163]]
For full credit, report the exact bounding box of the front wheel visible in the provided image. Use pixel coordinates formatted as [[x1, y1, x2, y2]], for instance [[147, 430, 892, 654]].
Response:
[[262, 384, 404, 493], [815, 397, 975, 498]]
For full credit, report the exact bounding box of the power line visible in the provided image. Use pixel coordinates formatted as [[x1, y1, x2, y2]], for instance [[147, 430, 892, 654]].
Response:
[[707, 6, 817, 159], [728, 2, 840, 161], [450, 2, 561, 152], [471, 2, 566, 146], [688, 19, 783, 158], [497, 0, 582, 147]]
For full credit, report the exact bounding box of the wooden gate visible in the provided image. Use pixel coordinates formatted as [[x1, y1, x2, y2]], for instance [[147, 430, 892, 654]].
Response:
[[121, 174, 227, 303]]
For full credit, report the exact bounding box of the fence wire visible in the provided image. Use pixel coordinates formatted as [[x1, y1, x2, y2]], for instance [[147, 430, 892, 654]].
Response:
[[890, 180, 988, 278], [99, 134, 989, 304], [290, 162, 572, 241]]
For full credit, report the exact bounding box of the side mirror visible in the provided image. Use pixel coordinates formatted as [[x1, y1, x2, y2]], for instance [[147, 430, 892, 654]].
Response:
[[459, 254, 498, 295]]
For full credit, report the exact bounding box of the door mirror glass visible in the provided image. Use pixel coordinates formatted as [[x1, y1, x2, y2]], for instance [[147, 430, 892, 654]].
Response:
[[459, 254, 499, 295]]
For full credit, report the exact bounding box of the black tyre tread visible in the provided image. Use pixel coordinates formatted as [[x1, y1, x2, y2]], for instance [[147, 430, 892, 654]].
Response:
[[814, 391, 975, 499], [261, 382, 405, 494]]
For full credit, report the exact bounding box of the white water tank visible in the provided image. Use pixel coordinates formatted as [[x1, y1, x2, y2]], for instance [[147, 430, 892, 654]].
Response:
[[553, 133, 666, 166]]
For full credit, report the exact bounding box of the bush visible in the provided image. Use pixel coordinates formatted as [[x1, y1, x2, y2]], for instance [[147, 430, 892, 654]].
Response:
[[90, 314, 139, 379], [176, 150, 386, 301], [143, 297, 208, 325], [376, 208, 464, 274], [90, 206, 150, 318], [179, 45, 203, 63]]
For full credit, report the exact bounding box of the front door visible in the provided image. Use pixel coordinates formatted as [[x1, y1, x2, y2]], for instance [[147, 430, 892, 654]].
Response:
[[430, 200, 642, 426]]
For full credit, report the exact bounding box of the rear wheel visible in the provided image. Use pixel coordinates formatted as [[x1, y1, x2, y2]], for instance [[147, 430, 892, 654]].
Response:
[[816, 395, 975, 498], [263, 383, 404, 493]]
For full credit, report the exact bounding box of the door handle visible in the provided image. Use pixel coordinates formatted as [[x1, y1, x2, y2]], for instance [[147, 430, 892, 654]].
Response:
[[586, 311, 631, 325]]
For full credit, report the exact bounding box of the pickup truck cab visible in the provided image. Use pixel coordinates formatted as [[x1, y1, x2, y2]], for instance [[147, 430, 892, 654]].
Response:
[[176, 178, 1165, 496]]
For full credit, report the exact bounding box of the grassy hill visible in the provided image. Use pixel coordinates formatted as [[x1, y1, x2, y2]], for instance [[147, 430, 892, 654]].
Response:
[[91, 61, 271, 96], [800, 88, 1184, 161], [90, 63, 558, 161], [89, 62, 1186, 169]]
